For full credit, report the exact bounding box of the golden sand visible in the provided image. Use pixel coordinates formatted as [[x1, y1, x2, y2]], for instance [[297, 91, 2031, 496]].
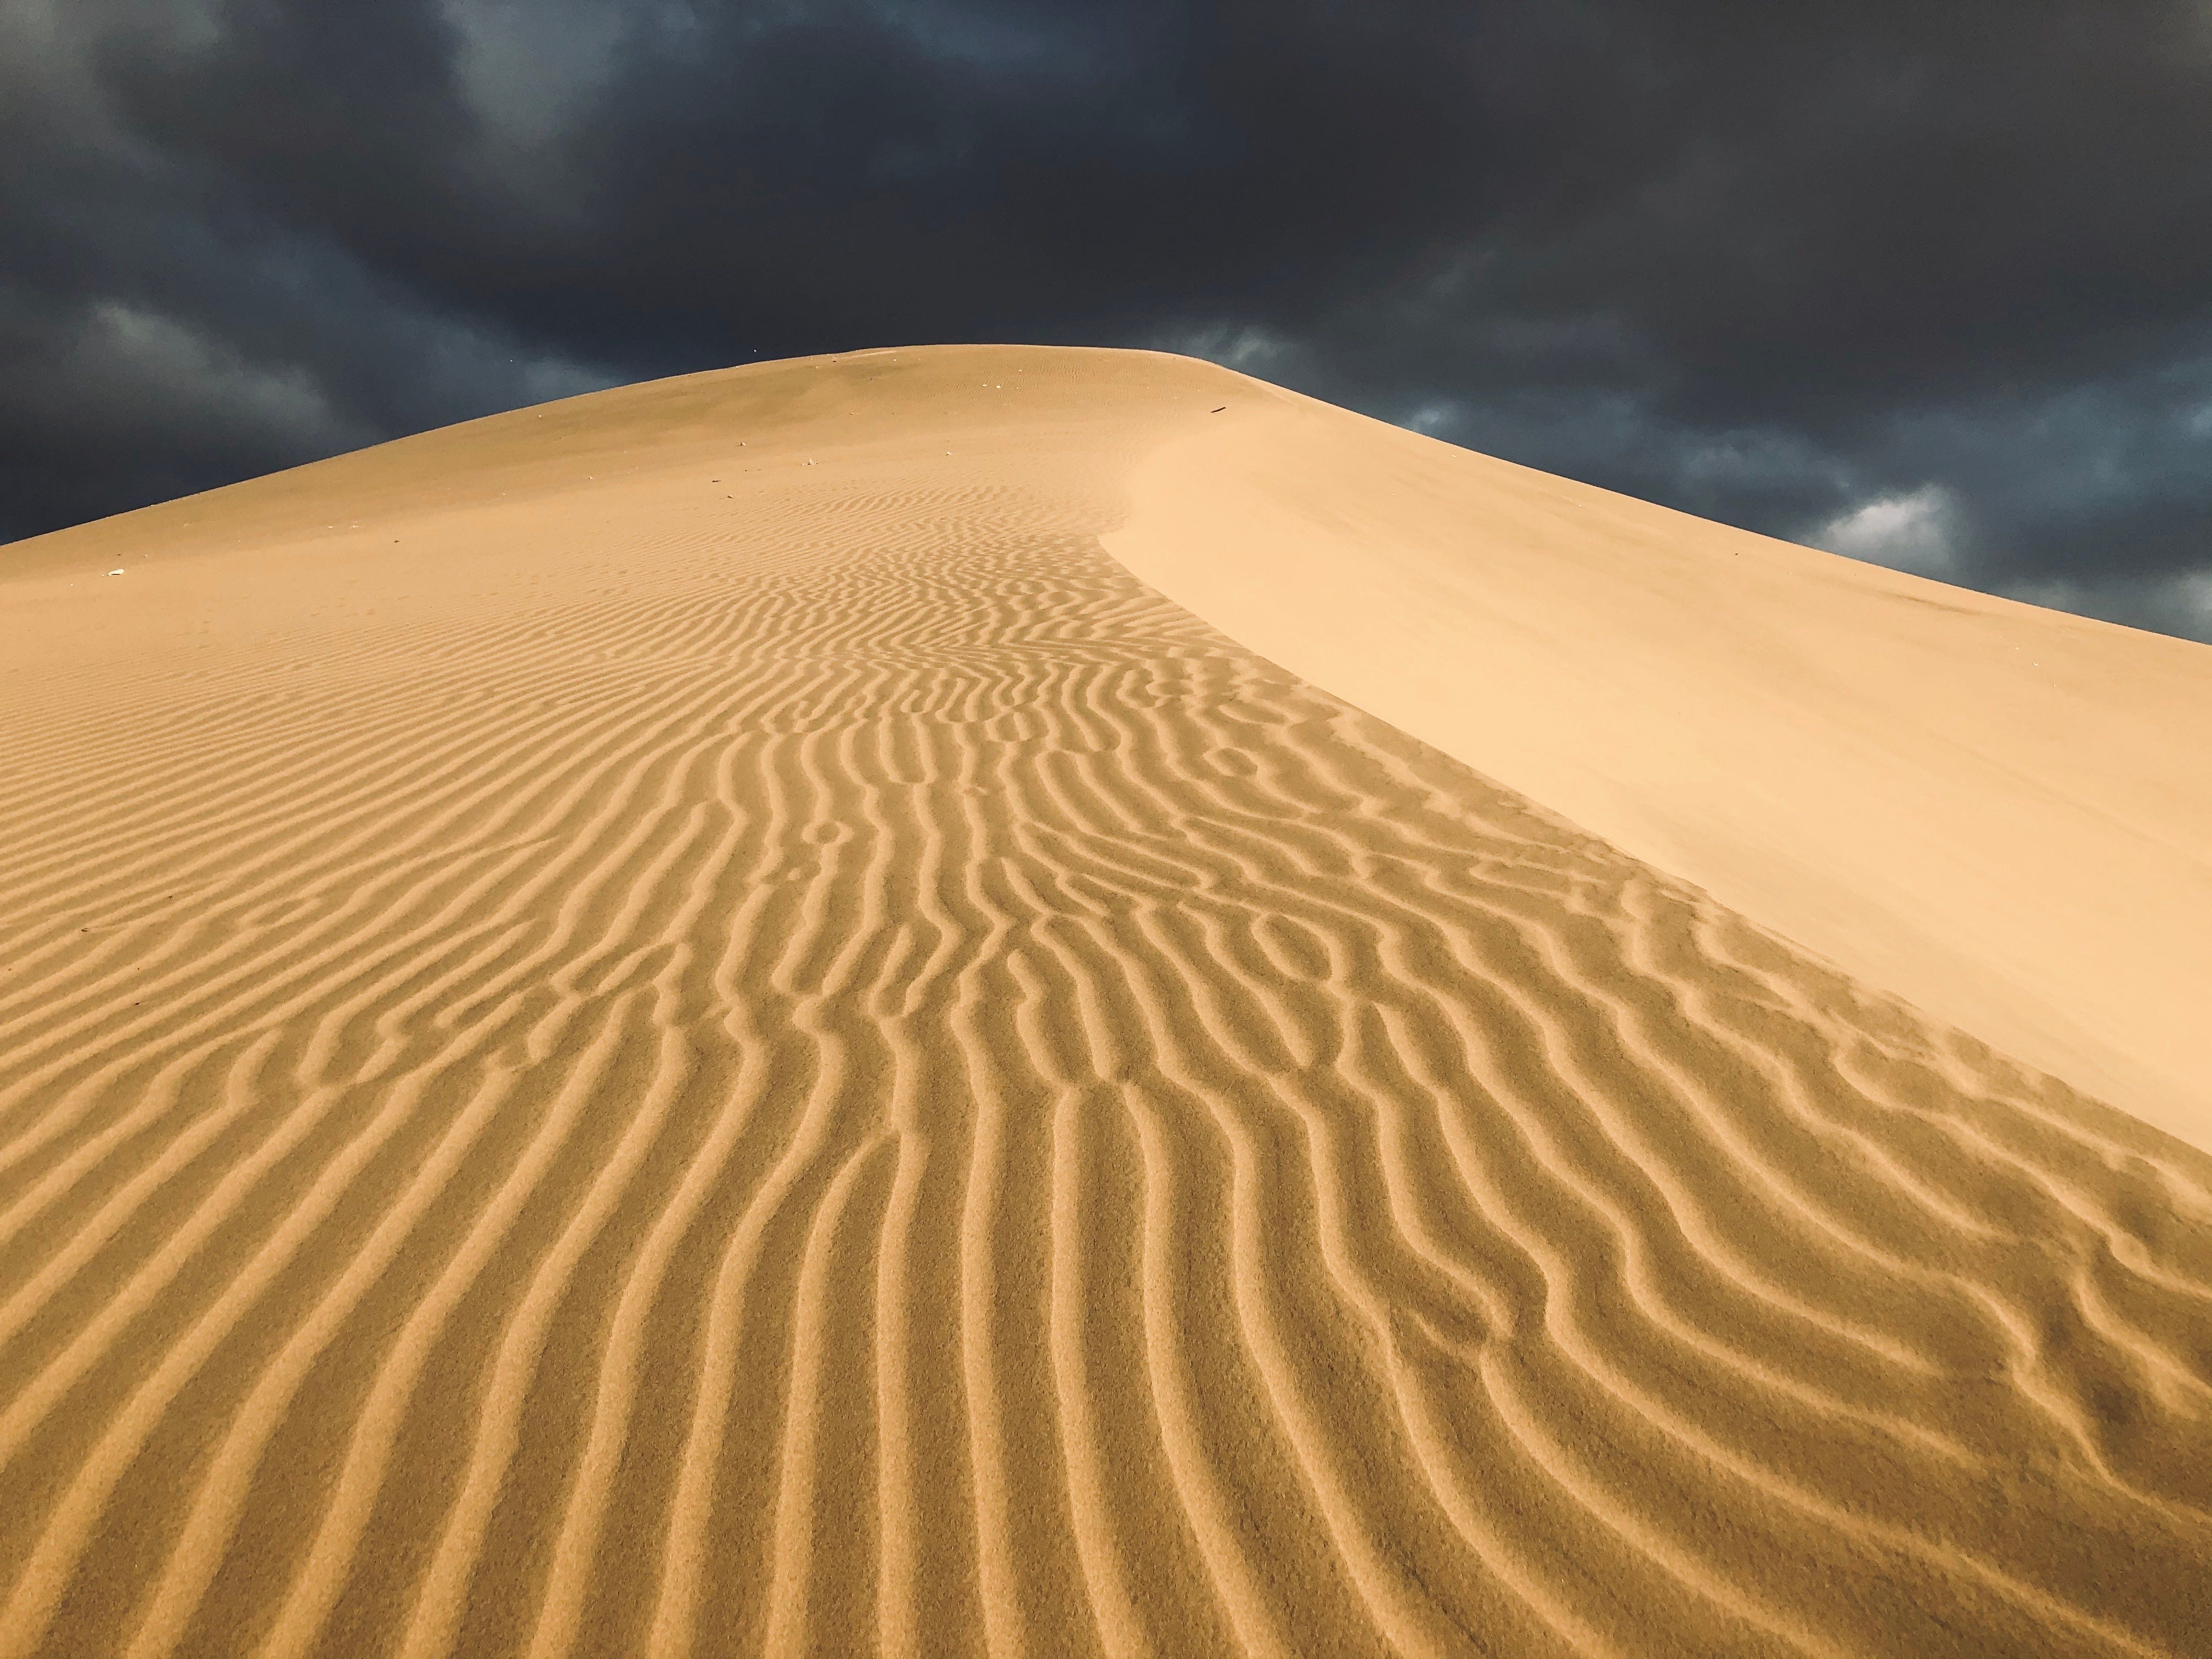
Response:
[[2, 346, 2208, 1656]]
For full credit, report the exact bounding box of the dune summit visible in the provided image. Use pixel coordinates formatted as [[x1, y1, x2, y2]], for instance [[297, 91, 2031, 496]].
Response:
[[2, 345, 2209, 1657]]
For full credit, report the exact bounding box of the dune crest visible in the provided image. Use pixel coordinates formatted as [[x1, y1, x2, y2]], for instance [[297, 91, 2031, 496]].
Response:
[[2, 346, 2209, 1656]]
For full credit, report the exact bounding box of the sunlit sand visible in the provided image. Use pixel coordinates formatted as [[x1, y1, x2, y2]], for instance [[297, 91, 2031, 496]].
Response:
[[3, 346, 2208, 1657]]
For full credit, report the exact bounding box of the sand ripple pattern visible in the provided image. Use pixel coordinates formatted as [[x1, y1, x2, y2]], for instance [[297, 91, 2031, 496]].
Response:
[[3, 484, 2210, 1657]]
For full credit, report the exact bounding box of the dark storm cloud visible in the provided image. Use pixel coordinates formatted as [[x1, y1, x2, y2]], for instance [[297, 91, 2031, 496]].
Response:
[[6, 1, 2211, 640]]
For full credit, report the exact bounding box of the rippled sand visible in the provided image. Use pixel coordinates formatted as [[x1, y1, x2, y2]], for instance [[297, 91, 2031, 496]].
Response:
[[3, 346, 2209, 1657]]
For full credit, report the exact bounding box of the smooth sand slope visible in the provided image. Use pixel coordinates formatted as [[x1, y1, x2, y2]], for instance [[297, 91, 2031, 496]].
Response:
[[1107, 392, 2212, 1153], [1, 346, 2209, 1658]]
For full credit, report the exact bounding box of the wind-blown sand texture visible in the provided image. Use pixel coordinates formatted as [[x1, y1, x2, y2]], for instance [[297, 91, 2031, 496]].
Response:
[[3, 346, 2210, 1658]]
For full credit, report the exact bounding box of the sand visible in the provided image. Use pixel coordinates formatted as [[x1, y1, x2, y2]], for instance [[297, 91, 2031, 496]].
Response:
[[1105, 392, 2212, 1156], [1, 345, 2208, 1657]]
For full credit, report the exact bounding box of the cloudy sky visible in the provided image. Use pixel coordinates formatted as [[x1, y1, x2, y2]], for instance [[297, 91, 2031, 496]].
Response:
[[6, 0, 2211, 640]]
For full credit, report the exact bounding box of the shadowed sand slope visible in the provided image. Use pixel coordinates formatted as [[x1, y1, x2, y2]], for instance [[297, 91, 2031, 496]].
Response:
[[2, 346, 2210, 1657]]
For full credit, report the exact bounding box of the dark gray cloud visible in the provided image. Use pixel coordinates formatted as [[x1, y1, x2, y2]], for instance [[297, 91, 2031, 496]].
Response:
[[6, 0, 2211, 641]]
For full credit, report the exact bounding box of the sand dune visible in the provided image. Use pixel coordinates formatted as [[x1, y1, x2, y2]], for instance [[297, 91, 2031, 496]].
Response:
[[2, 346, 2209, 1657]]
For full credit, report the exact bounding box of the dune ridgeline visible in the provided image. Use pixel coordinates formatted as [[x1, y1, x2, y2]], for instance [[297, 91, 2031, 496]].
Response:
[[3, 345, 2210, 1658]]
